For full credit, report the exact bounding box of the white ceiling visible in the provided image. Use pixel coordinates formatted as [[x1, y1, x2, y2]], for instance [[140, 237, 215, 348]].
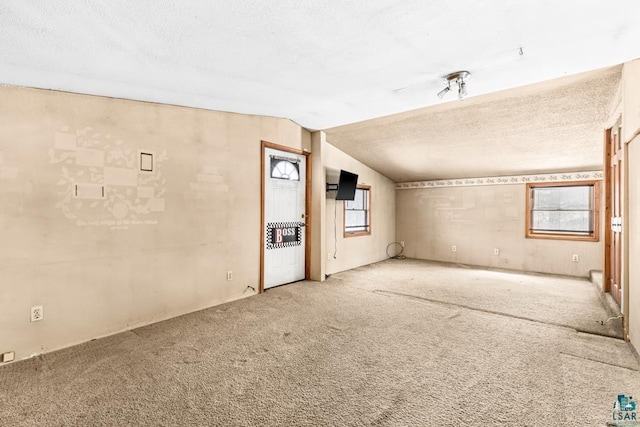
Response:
[[1, 1, 639, 180]]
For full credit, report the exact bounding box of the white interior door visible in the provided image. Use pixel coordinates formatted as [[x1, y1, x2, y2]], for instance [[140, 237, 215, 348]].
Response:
[[263, 147, 306, 289]]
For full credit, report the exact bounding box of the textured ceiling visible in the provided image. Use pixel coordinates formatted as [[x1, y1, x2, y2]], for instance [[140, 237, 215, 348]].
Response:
[[325, 66, 622, 181], [0, 0, 639, 131]]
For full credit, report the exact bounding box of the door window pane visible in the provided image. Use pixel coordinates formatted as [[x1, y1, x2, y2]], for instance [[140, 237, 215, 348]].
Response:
[[270, 158, 299, 181]]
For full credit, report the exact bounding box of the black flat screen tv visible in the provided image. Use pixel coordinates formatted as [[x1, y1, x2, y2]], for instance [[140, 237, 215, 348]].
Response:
[[335, 170, 358, 201]]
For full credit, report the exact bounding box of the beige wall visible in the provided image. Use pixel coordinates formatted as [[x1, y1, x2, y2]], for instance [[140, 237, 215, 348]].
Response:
[[623, 59, 640, 349], [622, 60, 640, 139], [0, 86, 308, 361], [309, 131, 326, 281], [323, 142, 396, 275], [396, 183, 602, 277], [4, 60, 637, 360]]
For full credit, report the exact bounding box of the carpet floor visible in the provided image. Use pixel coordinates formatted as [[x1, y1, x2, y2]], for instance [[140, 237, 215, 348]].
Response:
[[1, 259, 638, 426]]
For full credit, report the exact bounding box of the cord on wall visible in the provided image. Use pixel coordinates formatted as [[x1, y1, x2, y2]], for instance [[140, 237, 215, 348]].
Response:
[[333, 201, 338, 259], [599, 315, 622, 325], [386, 242, 406, 260]]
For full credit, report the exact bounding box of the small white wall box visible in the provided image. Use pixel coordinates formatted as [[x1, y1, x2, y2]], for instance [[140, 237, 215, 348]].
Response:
[[31, 305, 44, 322], [1, 351, 15, 363]]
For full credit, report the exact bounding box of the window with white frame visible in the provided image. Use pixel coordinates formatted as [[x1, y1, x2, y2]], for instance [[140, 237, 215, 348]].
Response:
[[344, 185, 370, 237], [270, 158, 299, 181]]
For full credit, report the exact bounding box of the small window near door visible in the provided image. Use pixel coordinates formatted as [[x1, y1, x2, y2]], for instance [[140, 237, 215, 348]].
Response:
[[525, 181, 599, 241], [344, 185, 370, 237]]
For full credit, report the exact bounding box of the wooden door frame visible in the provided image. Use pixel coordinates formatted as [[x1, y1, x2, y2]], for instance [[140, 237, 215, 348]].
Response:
[[603, 127, 612, 293], [260, 140, 312, 293], [603, 118, 628, 340]]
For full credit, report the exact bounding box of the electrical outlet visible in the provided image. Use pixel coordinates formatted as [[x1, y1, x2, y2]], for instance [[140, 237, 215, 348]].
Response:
[[494, 248, 500, 255], [400, 241, 405, 248], [1, 351, 15, 363], [328, 252, 332, 260], [227, 271, 233, 281], [572, 254, 579, 262], [31, 305, 43, 322], [451, 245, 457, 252]]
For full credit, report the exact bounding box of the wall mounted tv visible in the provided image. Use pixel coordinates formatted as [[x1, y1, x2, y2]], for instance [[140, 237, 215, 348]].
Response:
[[329, 169, 358, 201]]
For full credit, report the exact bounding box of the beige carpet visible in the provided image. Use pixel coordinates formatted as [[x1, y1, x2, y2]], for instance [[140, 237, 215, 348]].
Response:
[[1, 259, 638, 426]]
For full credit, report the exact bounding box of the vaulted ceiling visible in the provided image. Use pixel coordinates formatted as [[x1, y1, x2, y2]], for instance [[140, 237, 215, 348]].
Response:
[[1, 1, 639, 180], [325, 66, 622, 181]]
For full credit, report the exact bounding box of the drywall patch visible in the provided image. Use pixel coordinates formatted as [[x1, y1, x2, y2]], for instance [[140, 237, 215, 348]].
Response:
[[149, 198, 165, 212], [185, 165, 228, 209], [0, 164, 19, 180], [0, 149, 31, 216], [112, 201, 129, 219], [197, 173, 225, 184], [75, 148, 105, 167], [0, 149, 16, 181], [50, 125, 169, 228], [137, 186, 155, 198], [505, 206, 519, 218], [54, 132, 77, 151], [104, 167, 138, 186]]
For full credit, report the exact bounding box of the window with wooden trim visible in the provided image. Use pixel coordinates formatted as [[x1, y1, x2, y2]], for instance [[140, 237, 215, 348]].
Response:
[[525, 181, 599, 241], [344, 185, 370, 237]]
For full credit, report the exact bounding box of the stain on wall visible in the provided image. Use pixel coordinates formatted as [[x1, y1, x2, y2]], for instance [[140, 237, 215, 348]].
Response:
[[49, 126, 168, 229], [0, 85, 306, 362]]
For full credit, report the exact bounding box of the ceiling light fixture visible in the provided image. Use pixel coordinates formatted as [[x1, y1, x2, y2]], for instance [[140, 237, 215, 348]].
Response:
[[438, 71, 471, 100], [437, 85, 450, 99]]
